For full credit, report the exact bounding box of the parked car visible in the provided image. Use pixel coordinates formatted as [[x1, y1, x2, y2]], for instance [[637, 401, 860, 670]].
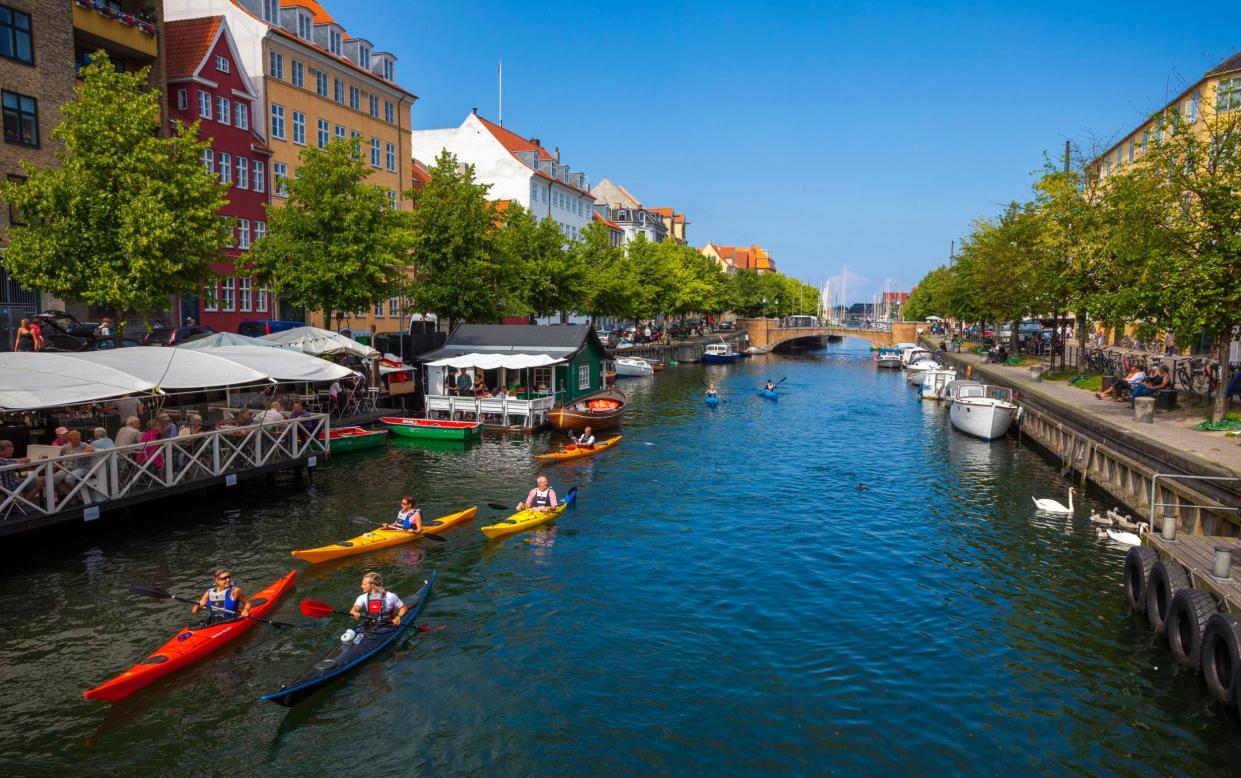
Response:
[[238, 319, 303, 338], [717, 321, 736, 331], [144, 324, 215, 346], [31, 310, 95, 351], [595, 330, 615, 347], [83, 337, 143, 350]]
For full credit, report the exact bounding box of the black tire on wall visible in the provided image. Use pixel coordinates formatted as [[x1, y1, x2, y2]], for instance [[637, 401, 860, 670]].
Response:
[[1202, 614, 1241, 705], [1166, 589, 1218, 672], [1146, 560, 1192, 636], [1124, 546, 1159, 615]]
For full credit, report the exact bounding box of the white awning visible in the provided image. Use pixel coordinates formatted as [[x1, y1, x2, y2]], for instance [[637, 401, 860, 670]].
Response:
[[72, 347, 271, 390], [0, 353, 155, 411], [260, 326, 379, 359], [423, 353, 564, 370], [175, 332, 292, 350], [199, 346, 359, 382]]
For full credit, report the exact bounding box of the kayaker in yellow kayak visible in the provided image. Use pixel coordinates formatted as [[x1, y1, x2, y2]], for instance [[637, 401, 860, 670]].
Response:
[[191, 569, 251, 623], [570, 427, 596, 450], [350, 572, 408, 626], [384, 496, 423, 533], [516, 475, 559, 512]]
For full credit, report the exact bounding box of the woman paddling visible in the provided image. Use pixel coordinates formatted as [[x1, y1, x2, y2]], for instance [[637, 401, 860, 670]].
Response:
[[384, 496, 423, 533], [350, 572, 408, 626], [191, 569, 251, 624]]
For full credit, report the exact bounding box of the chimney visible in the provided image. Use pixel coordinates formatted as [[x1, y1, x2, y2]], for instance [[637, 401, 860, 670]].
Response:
[[554, 146, 560, 163], [529, 137, 540, 148], [472, 106, 477, 115]]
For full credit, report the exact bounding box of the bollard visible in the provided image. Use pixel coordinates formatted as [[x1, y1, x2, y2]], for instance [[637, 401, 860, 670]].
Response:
[[1134, 397, 1156, 423], [1162, 511, 1178, 541], [1029, 365, 1045, 382], [1214, 547, 1233, 580]]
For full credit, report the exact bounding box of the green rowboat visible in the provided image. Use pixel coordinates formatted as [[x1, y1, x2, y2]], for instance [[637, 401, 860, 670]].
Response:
[[381, 417, 483, 441], [319, 427, 389, 454]]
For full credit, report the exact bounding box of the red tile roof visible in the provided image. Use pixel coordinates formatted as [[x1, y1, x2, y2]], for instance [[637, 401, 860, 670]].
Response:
[[475, 114, 553, 161], [1208, 49, 1241, 76], [648, 207, 673, 217], [593, 211, 622, 231], [280, 0, 337, 27], [165, 17, 222, 80]]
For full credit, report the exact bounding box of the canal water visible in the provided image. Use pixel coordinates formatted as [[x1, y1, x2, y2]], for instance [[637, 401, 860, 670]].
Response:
[[2, 340, 1238, 775]]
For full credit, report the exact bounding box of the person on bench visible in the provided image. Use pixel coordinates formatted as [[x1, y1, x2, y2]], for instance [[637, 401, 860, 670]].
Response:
[[1130, 365, 1171, 399], [1096, 366, 1146, 400]]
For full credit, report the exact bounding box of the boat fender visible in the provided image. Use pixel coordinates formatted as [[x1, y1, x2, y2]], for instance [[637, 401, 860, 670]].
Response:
[[1014, 406, 1025, 425], [1146, 560, 1192, 636], [1166, 588, 1218, 672], [1201, 614, 1241, 705], [1123, 546, 1158, 615], [341, 629, 357, 642]]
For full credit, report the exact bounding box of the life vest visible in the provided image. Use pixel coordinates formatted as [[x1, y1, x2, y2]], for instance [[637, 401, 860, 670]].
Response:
[[206, 585, 239, 620], [397, 507, 421, 530], [531, 488, 553, 508], [364, 591, 396, 619]]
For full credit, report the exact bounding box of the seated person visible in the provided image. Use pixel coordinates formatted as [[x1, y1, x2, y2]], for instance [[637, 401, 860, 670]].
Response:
[[0, 439, 44, 501], [1130, 365, 1171, 398], [473, 377, 491, 397], [1097, 367, 1146, 400], [455, 369, 473, 397], [571, 427, 596, 449]]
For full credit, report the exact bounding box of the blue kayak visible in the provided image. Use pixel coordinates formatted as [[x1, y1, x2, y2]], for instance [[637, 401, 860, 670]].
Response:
[[759, 390, 778, 400], [705, 395, 720, 406]]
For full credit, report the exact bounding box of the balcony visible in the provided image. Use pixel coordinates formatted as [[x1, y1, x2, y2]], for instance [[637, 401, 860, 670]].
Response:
[[72, 0, 157, 59]]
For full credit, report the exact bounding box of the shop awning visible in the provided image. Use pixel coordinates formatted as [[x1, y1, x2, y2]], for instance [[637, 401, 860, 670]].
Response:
[[72, 347, 270, 390], [198, 346, 358, 382], [422, 353, 564, 370], [0, 353, 156, 411], [260, 326, 379, 359]]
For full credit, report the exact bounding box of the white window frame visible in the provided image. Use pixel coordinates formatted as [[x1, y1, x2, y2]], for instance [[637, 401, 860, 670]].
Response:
[[216, 96, 230, 125], [253, 160, 265, 193], [384, 101, 394, 123], [273, 162, 288, 197], [291, 60, 304, 89], [382, 59, 393, 81], [237, 218, 250, 249], [370, 137, 381, 167], [239, 276, 252, 311], [198, 90, 211, 120], [215, 55, 229, 73], [221, 278, 235, 311], [349, 85, 360, 110], [315, 70, 328, 97], [359, 46, 371, 70], [387, 190, 397, 210], [578, 363, 590, 390], [234, 102, 248, 130], [1218, 77, 1241, 113], [255, 220, 266, 242], [369, 94, 379, 117], [389, 297, 399, 317], [176, 88, 187, 111], [292, 110, 306, 145], [269, 51, 283, 81], [317, 118, 329, 149], [236, 156, 249, 189], [334, 78, 344, 103], [329, 29, 342, 56], [385, 142, 395, 172], [374, 301, 385, 317], [256, 283, 269, 312], [203, 282, 218, 312], [271, 103, 285, 140], [262, 0, 279, 24], [202, 149, 214, 174], [1186, 91, 1200, 123], [218, 152, 232, 185], [335, 124, 346, 140], [297, 12, 312, 41]]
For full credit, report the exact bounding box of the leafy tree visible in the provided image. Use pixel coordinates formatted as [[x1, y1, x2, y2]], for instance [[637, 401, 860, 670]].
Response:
[[0, 53, 230, 319], [249, 138, 410, 326], [574, 219, 635, 322], [625, 234, 678, 319], [405, 151, 510, 326], [497, 204, 587, 321], [905, 265, 955, 321]]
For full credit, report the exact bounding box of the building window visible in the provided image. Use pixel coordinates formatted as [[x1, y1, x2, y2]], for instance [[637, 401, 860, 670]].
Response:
[[351, 130, 361, 139], [359, 46, 371, 70], [6, 173, 24, 226], [223, 218, 233, 247], [374, 301, 384, 317], [1186, 91, 1200, 124], [291, 60, 304, 89], [578, 364, 590, 390], [215, 55, 229, 73], [382, 59, 393, 82], [255, 220, 266, 242], [530, 181, 538, 203], [256, 282, 268, 312], [262, 0, 280, 24], [239, 276, 252, 311], [198, 90, 211, 119], [533, 367, 552, 390], [273, 162, 288, 197], [385, 142, 395, 172], [334, 78, 344, 103], [387, 190, 397, 210], [253, 160, 265, 193], [314, 70, 328, 97], [292, 110, 306, 145], [221, 278, 235, 311], [541, 186, 547, 203], [297, 13, 311, 41], [349, 86, 360, 110], [176, 89, 187, 111], [389, 297, 399, 317], [216, 96, 230, 125], [334, 124, 346, 140], [1218, 77, 1241, 113], [237, 218, 250, 249], [1127, 140, 1135, 163], [329, 28, 342, 56], [218, 152, 232, 185], [317, 118, 329, 148], [370, 137, 381, 167], [270, 103, 285, 139], [384, 101, 394, 124], [0, 6, 33, 66], [1114, 148, 1122, 168], [202, 148, 214, 174], [368, 95, 379, 117], [235, 102, 248, 130], [203, 282, 218, 312], [236, 156, 248, 189], [269, 51, 283, 80]]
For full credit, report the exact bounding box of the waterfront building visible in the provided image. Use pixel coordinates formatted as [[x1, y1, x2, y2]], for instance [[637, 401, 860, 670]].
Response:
[[592, 211, 624, 248], [700, 242, 776, 274], [647, 207, 688, 245], [590, 178, 669, 244], [165, 16, 272, 332], [411, 109, 595, 242], [163, 0, 418, 334]]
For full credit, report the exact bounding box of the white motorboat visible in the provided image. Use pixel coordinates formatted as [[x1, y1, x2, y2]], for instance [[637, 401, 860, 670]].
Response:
[[903, 348, 933, 367], [950, 384, 1018, 440], [876, 348, 902, 368], [703, 343, 740, 364], [906, 358, 942, 383], [918, 368, 958, 400], [614, 357, 655, 377], [894, 343, 921, 365]]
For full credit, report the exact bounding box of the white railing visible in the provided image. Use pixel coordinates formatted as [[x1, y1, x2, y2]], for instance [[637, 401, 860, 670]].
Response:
[[0, 414, 328, 521], [424, 394, 555, 427]]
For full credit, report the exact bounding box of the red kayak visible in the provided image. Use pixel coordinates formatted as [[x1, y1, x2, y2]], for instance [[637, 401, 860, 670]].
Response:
[[83, 570, 296, 702]]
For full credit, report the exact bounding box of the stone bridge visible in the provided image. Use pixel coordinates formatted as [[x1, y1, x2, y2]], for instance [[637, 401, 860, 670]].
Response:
[[737, 319, 923, 352]]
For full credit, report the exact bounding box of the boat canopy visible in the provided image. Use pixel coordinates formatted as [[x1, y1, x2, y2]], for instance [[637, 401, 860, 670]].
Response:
[[423, 352, 564, 370]]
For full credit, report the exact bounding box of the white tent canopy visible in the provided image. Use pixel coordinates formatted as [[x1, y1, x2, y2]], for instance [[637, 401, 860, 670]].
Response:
[[73, 347, 270, 390], [175, 332, 292, 350], [199, 346, 358, 382], [423, 353, 563, 370], [261, 326, 379, 359], [0, 353, 154, 411]]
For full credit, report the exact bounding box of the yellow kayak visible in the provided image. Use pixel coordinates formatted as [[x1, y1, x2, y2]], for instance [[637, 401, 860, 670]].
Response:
[[535, 436, 622, 463], [291, 506, 477, 564], [480, 488, 577, 540]]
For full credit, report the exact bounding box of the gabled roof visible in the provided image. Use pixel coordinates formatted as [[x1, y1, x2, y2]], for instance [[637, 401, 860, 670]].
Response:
[[593, 211, 622, 231], [615, 184, 641, 209], [418, 324, 604, 362], [1208, 49, 1241, 76], [281, 0, 338, 28], [165, 17, 222, 80], [475, 114, 553, 161]]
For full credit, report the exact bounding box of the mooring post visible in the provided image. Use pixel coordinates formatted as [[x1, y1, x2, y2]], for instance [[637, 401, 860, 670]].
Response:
[[1214, 547, 1233, 580], [1161, 510, 1177, 542]]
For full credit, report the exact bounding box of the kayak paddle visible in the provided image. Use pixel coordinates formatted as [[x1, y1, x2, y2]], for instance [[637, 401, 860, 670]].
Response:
[[299, 599, 440, 631], [347, 515, 447, 542], [130, 582, 299, 629]]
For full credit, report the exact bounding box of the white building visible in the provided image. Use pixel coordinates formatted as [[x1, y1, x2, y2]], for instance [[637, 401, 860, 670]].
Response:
[[591, 177, 669, 244], [411, 110, 594, 240]]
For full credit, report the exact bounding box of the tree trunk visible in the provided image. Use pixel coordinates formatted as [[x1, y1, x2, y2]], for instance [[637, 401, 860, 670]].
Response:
[[1077, 314, 1089, 371], [1214, 336, 1230, 424], [1009, 320, 1019, 355]]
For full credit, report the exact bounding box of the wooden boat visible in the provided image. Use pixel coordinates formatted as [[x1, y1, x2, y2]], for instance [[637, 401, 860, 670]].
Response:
[[549, 387, 626, 431], [535, 435, 622, 463], [381, 417, 482, 440], [319, 427, 388, 454]]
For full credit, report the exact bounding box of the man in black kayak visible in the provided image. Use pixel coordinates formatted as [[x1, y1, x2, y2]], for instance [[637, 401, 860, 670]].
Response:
[[191, 569, 251, 623], [350, 572, 408, 626]]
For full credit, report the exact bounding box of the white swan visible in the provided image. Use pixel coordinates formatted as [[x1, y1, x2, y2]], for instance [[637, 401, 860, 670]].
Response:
[[1033, 487, 1075, 515], [1088, 510, 1112, 526], [1105, 523, 1148, 546]]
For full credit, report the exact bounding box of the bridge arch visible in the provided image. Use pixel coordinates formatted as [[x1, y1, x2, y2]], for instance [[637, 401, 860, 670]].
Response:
[[736, 319, 922, 351]]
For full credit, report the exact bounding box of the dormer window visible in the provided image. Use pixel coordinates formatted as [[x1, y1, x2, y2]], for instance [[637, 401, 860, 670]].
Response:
[[297, 12, 311, 41], [359, 46, 370, 69], [328, 29, 342, 56], [262, 0, 279, 25]]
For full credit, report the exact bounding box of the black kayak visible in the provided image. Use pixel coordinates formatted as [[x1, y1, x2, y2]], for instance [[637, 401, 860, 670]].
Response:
[[260, 571, 437, 706]]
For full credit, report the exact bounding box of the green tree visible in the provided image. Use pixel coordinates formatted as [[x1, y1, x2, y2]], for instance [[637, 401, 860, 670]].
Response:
[[249, 138, 410, 326], [0, 53, 229, 319], [496, 204, 587, 321], [574, 219, 636, 322], [905, 265, 955, 321], [405, 151, 510, 326]]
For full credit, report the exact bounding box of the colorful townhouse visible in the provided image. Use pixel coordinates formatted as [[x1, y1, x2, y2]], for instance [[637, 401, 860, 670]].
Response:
[[590, 178, 668, 244], [700, 242, 776, 274]]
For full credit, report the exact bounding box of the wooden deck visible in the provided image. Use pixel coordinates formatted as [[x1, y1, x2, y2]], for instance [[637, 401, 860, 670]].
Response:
[[1147, 532, 1241, 612]]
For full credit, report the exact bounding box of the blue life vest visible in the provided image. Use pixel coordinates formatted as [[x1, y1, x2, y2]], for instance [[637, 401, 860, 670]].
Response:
[[206, 585, 239, 621], [398, 507, 422, 530]]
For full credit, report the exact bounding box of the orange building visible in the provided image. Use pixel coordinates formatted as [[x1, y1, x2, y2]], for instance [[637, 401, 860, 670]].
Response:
[[700, 242, 776, 273]]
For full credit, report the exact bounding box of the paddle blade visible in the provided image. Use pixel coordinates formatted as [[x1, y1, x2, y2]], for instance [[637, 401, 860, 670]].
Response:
[[416, 624, 447, 632], [130, 582, 174, 600], [419, 532, 448, 542], [348, 515, 378, 526], [299, 600, 337, 618], [486, 502, 510, 511]]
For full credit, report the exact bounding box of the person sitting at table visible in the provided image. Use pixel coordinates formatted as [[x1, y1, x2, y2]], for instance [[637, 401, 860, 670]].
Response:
[[157, 413, 178, 439], [54, 430, 94, 502], [51, 426, 69, 447], [115, 416, 142, 448], [472, 374, 490, 396], [1097, 366, 1146, 400], [0, 439, 44, 502], [236, 408, 256, 426], [455, 369, 473, 397], [135, 419, 164, 469], [1130, 365, 1171, 399], [258, 400, 285, 425]]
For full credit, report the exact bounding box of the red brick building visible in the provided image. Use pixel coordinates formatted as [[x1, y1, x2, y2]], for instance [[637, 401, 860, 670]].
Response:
[[165, 16, 272, 333]]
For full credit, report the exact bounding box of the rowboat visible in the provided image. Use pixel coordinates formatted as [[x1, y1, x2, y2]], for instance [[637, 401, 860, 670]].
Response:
[[535, 436, 622, 463], [290, 506, 478, 564], [260, 572, 436, 706], [381, 417, 482, 440], [549, 388, 626, 431], [481, 487, 578, 539], [84, 570, 297, 702], [319, 427, 388, 454]]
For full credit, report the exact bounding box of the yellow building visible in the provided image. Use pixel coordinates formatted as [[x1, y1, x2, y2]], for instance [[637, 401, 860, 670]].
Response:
[[165, 0, 417, 335]]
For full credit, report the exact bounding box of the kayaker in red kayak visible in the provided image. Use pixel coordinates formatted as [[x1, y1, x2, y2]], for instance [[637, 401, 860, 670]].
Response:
[[516, 475, 558, 512], [384, 496, 423, 532], [191, 569, 251, 623], [350, 572, 408, 626]]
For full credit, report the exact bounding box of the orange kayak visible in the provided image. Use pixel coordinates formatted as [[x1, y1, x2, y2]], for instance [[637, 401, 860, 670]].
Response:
[[290, 506, 477, 564], [84, 570, 296, 702], [535, 436, 622, 463]]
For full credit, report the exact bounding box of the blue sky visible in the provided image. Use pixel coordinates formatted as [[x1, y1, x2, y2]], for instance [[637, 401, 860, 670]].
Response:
[[332, 1, 1241, 303]]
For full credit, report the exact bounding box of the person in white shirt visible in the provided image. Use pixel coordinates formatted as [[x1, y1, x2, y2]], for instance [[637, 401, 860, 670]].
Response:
[[115, 416, 142, 448], [350, 572, 407, 626], [259, 400, 285, 425]]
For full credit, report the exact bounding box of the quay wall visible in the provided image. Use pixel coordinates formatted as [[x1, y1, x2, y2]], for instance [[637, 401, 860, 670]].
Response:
[[942, 354, 1241, 538]]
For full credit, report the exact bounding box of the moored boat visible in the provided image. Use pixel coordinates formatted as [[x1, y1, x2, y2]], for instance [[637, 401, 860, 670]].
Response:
[[950, 384, 1017, 440], [702, 343, 740, 364], [84, 570, 297, 702], [290, 506, 478, 564], [481, 487, 578, 539], [260, 572, 436, 707], [535, 436, 622, 463], [549, 388, 626, 431], [875, 348, 902, 368], [319, 427, 388, 454], [614, 357, 655, 377], [381, 417, 482, 440], [918, 368, 958, 400]]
